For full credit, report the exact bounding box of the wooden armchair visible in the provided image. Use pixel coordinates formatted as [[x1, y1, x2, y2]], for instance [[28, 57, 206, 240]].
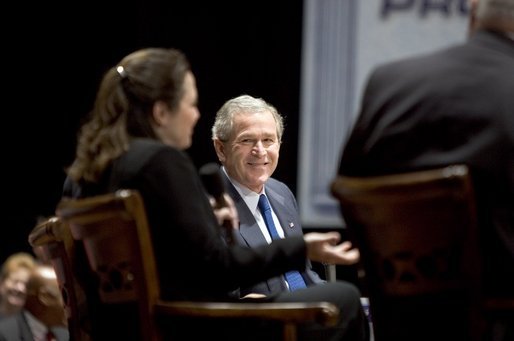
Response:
[[54, 189, 339, 341], [331, 165, 483, 341]]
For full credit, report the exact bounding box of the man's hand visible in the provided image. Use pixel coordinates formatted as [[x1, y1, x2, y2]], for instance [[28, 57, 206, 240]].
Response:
[[209, 193, 239, 231], [304, 232, 360, 265], [241, 293, 267, 299]]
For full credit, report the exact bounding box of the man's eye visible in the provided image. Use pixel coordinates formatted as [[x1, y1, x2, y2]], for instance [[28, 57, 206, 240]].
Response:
[[263, 139, 275, 146]]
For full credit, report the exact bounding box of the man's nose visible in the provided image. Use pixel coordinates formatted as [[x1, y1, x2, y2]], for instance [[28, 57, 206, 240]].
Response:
[[252, 141, 266, 155]]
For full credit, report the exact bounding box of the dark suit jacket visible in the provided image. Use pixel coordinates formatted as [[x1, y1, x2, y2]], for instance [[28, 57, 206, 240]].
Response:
[[63, 138, 308, 301], [0, 312, 69, 341], [222, 172, 324, 296], [339, 29, 514, 297]]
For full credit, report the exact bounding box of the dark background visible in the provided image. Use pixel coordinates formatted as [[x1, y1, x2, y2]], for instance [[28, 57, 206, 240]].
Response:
[[3, 1, 307, 261]]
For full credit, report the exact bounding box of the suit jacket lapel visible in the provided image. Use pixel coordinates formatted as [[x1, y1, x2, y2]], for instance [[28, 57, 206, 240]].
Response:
[[17, 312, 34, 341], [222, 173, 268, 247], [265, 186, 302, 239], [222, 172, 302, 243], [221, 173, 321, 288]]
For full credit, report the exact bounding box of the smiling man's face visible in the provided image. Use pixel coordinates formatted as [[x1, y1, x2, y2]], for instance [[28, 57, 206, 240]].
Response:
[[215, 110, 280, 193]]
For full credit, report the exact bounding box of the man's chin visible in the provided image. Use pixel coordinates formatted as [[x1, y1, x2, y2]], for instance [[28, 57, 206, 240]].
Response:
[[7, 297, 25, 307]]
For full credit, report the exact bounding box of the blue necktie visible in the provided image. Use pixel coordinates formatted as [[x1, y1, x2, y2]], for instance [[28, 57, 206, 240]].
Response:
[[258, 194, 307, 291]]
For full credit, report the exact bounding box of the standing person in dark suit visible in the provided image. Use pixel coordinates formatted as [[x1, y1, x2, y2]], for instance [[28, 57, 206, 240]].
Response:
[[211, 94, 360, 298], [63, 48, 369, 340], [338, 0, 513, 338], [0, 264, 68, 341]]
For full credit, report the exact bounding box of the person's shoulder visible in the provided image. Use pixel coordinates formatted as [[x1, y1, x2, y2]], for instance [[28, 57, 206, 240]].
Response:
[[266, 177, 295, 198], [131, 139, 196, 179], [130, 138, 169, 154], [471, 29, 514, 63], [0, 313, 21, 337], [113, 138, 189, 179], [266, 177, 289, 190], [472, 29, 514, 48], [0, 314, 13, 327], [372, 42, 466, 76], [127, 138, 186, 163]]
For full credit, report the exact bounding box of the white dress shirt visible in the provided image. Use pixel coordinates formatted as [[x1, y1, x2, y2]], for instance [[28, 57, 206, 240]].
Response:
[[221, 167, 285, 244]]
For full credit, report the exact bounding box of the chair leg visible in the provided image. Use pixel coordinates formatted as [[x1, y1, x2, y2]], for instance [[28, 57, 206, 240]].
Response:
[[283, 323, 297, 341], [323, 263, 337, 282]]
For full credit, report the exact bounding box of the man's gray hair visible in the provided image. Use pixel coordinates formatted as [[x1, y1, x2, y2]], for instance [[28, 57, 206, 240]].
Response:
[[212, 94, 285, 142]]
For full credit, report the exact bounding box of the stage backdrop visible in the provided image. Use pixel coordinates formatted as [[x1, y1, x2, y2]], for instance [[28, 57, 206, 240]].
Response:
[[298, 0, 469, 227]]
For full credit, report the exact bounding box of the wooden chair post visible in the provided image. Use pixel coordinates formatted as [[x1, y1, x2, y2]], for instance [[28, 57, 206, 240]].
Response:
[[28, 216, 91, 341]]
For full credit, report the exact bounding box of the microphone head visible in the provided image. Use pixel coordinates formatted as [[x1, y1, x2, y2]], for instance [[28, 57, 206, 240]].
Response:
[[199, 163, 225, 199]]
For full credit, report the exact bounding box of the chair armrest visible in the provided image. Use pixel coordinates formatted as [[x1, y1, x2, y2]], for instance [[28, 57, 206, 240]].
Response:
[[154, 300, 339, 326], [29, 217, 64, 246]]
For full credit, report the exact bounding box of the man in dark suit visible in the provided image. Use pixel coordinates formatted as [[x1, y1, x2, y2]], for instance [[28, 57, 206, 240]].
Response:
[[212, 94, 360, 298], [338, 0, 513, 335], [0, 264, 69, 341], [223, 174, 326, 296]]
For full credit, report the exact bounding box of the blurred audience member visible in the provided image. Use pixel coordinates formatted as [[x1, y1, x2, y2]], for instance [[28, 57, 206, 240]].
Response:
[[0, 253, 36, 319], [0, 264, 68, 340], [212, 94, 360, 298]]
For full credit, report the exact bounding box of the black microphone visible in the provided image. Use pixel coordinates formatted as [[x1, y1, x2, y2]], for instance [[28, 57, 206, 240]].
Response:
[[199, 163, 234, 244]]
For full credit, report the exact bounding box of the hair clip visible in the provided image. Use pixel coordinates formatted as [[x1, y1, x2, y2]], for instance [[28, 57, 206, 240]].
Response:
[[116, 65, 127, 79]]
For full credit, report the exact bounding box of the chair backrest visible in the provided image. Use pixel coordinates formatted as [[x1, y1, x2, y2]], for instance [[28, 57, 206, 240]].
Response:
[[56, 189, 158, 341], [331, 165, 483, 341], [28, 216, 91, 341]]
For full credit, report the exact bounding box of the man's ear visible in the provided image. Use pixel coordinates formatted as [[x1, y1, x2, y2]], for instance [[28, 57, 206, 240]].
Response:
[[152, 101, 169, 126], [213, 138, 226, 163]]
